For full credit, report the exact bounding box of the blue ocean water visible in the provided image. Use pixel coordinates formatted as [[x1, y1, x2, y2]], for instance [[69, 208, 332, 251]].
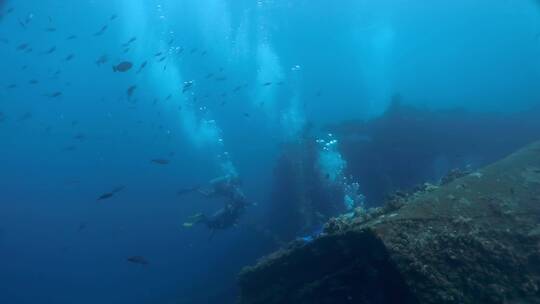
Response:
[[1, 1, 539, 303]]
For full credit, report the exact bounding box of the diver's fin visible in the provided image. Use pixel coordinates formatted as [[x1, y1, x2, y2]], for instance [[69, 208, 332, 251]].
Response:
[[183, 213, 206, 228]]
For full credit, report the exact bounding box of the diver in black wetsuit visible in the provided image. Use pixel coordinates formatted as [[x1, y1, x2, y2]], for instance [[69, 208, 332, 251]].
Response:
[[181, 174, 250, 232]]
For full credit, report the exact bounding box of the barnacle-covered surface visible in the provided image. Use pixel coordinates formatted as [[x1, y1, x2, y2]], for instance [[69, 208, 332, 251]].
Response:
[[239, 141, 540, 304]]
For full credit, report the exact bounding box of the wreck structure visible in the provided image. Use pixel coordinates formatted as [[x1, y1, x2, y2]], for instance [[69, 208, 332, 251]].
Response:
[[239, 141, 540, 304]]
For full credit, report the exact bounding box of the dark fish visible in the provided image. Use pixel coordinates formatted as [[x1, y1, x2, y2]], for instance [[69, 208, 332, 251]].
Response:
[[18, 19, 27, 29], [73, 133, 86, 141], [16, 43, 29, 51], [233, 85, 242, 93], [45, 27, 56, 32], [112, 61, 133, 72], [95, 54, 108, 66], [136, 61, 147, 73], [0, 38, 8, 44], [262, 82, 272, 86], [97, 192, 114, 200], [93, 25, 108, 36], [46, 91, 63, 98], [66, 35, 77, 40], [190, 48, 197, 54], [215, 76, 227, 81], [126, 85, 137, 98], [243, 113, 250, 118], [122, 36, 136, 47], [41, 46, 56, 55], [165, 94, 172, 101], [151, 159, 170, 165], [123, 47, 130, 54], [201, 50, 207, 56], [18, 14, 32, 29], [168, 39, 174, 45], [66, 178, 81, 185], [154, 52, 163, 57], [78, 223, 87, 232], [17, 112, 32, 122], [6, 84, 17, 89], [28, 79, 39, 85], [182, 81, 194, 93], [110, 14, 118, 21], [43, 125, 52, 134], [158, 56, 166, 62], [111, 186, 125, 193], [65, 54, 75, 61], [127, 256, 149, 265], [63, 145, 77, 152], [25, 13, 33, 22]]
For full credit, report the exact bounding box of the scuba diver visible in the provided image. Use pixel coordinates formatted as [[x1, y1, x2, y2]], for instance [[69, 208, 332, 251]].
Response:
[[180, 174, 251, 235]]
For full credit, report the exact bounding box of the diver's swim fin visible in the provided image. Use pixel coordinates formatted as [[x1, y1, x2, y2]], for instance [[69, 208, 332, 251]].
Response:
[[183, 213, 206, 228]]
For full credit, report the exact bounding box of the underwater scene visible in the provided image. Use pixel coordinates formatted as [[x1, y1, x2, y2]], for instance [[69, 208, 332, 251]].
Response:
[[1, 1, 540, 303]]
